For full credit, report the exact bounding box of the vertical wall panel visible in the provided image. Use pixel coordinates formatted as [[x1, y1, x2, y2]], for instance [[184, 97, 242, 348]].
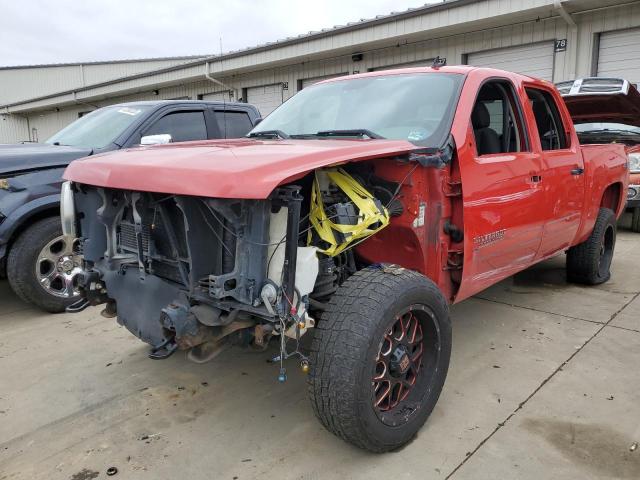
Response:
[[0, 57, 205, 105], [597, 27, 640, 83], [0, 115, 29, 143]]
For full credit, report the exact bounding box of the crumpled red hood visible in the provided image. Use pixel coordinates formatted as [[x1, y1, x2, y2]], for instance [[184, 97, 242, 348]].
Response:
[[64, 138, 418, 198]]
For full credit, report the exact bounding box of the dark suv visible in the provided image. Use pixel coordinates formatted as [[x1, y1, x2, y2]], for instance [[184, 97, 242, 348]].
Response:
[[0, 100, 261, 312]]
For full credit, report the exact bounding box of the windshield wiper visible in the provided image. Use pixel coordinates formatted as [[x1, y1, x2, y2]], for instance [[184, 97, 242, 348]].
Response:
[[248, 130, 290, 139], [315, 129, 385, 139]]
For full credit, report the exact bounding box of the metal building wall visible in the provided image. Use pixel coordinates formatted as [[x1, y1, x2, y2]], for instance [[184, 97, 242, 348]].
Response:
[[27, 106, 90, 142], [0, 114, 29, 144], [97, 13, 570, 105], [0, 65, 82, 105], [11, 1, 640, 142], [573, 2, 640, 79], [15, 13, 575, 137], [8, 0, 557, 114], [0, 57, 204, 105], [81, 58, 204, 85], [14, 23, 536, 131]]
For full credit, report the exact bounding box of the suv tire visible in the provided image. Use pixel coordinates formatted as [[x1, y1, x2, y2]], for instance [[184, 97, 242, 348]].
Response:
[[307, 265, 451, 452], [567, 207, 616, 285], [7, 217, 81, 313]]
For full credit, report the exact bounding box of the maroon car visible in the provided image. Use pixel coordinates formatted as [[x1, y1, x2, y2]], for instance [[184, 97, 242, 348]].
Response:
[[558, 77, 640, 232]]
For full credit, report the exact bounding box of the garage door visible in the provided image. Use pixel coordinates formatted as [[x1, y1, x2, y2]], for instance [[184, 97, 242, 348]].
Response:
[[369, 59, 433, 72], [597, 28, 640, 84], [467, 42, 554, 80], [246, 84, 283, 117], [201, 91, 233, 102], [300, 73, 348, 89]]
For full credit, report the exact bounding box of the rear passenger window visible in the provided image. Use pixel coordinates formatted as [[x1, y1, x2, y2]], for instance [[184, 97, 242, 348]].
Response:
[[472, 80, 529, 155], [525, 88, 568, 150], [215, 111, 254, 138], [145, 111, 207, 142]]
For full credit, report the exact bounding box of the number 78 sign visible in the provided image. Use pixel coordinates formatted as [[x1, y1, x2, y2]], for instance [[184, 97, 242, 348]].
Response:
[[555, 39, 567, 52]]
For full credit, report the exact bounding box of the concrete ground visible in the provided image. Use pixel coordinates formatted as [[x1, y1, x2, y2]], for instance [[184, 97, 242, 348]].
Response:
[[1, 228, 638, 480]]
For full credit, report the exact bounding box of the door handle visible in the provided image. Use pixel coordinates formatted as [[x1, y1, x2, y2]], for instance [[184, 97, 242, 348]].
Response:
[[530, 175, 542, 183], [571, 167, 584, 175]]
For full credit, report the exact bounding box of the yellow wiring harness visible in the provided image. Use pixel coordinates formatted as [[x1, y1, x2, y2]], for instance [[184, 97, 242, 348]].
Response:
[[308, 169, 390, 256]]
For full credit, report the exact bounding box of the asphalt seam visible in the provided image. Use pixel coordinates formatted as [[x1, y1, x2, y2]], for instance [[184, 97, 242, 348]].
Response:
[[446, 290, 640, 479], [476, 296, 639, 333], [605, 323, 640, 334], [474, 296, 607, 326]]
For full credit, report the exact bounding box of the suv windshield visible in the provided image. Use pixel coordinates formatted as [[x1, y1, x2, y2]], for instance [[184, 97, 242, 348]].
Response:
[[46, 105, 152, 149], [251, 73, 464, 146]]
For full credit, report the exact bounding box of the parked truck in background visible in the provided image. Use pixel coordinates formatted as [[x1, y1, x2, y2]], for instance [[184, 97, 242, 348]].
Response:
[[62, 66, 628, 452], [0, 100, 261, 312], [557, 77, 640, 232]]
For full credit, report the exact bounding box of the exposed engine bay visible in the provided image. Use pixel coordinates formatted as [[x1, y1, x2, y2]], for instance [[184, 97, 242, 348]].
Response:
[[68, 165, 404, 372]]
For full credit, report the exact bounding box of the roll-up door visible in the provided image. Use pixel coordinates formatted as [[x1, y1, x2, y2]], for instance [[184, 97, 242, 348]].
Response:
[[246, 84, 283, 117], [201, 91, 233, 102], [597, 28, 640, 84], [466, 42, 555, 80], [368, 59, 434, 72], [300, 73, 348, 89]]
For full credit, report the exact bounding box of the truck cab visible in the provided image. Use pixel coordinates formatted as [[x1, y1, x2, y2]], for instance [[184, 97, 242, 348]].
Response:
[[0, 100, 261, 312]]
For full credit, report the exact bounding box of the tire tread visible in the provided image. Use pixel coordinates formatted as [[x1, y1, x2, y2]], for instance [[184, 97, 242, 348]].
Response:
[[7, 216, 72, 313], [567, 208, 616, 285], [307, 265, 449, 452], [631, 207, 640, 233]]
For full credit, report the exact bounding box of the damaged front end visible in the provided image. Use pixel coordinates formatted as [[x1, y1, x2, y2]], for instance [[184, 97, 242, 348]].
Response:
[[64, 168, 391, 366]]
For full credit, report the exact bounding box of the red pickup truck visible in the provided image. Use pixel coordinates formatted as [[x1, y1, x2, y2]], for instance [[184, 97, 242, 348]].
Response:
[[62, 66, 628, 452]]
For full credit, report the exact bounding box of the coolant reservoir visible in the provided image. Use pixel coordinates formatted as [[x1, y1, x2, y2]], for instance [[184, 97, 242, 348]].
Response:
[[295, 247, 319, 297], [267, 208, 319, 297]]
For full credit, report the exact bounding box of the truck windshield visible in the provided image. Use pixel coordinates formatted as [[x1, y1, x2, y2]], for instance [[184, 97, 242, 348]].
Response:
[[46, 105, 152, 149], [250, 73, 464, 147]]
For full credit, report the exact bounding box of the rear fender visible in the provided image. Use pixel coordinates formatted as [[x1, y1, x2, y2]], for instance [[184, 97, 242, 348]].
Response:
[[574, 144, 628, 244], [600, 183, 624, 216]]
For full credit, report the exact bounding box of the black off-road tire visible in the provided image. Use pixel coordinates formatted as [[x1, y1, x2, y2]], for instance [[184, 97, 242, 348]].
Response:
[[308, 265, 452, 452], [631, 207, 640, 233], [7, 217, 78, 313], [567, 208, 616, 285]]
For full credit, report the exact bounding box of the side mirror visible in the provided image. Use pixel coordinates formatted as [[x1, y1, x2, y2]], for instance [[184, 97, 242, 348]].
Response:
[[140, 134, 172, 145], [253, 118, 263, 126]]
